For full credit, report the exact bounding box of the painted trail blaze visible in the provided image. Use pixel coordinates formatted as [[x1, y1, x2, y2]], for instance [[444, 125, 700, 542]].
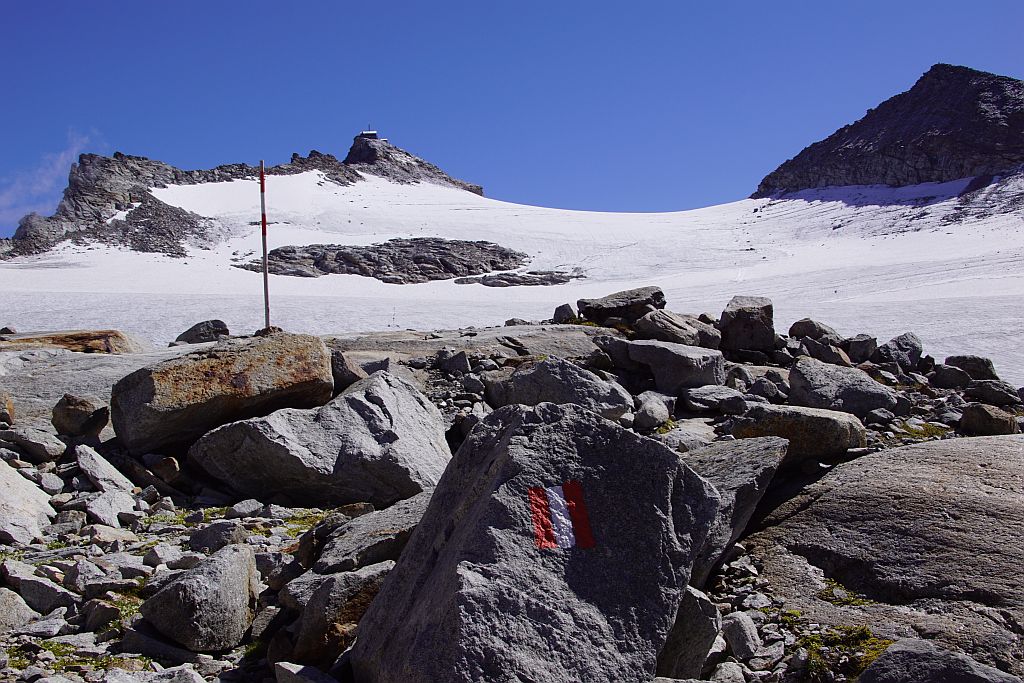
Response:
[[529, 480, 596, 549]]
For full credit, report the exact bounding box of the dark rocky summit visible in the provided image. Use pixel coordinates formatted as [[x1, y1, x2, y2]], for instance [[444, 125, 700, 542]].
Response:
[[2, 135, 484, 259], [754, 64, 1024, 196], [237, 238, 528, 283]]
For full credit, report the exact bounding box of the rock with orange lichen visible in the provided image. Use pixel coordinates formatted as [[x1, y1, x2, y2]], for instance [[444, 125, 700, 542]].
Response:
[[110, 332, 333, 454]]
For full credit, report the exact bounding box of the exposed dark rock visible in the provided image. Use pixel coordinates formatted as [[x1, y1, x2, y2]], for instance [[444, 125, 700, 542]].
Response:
[[343, 134, 483, 195], [945, 354, 1001, 381], [788, 357, 899, 417], [635, 310, 721, 349], [732, 403, 866, 463], [174, 320, 229, 345], [718, 296, 776, 353], [577, 286, 666, 325], [237, 238, 528, 283], [960, 403, 1020, 435], [453, 270, 582, 287], [964, 379, 1023, 407], [753, 64, 1024, 195], [859, 638, 1023, 683], [494, 357, 634, 421]]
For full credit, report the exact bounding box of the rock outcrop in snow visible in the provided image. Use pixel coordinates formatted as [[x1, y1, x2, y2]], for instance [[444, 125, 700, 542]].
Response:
[[754, 64, 1024, 196]]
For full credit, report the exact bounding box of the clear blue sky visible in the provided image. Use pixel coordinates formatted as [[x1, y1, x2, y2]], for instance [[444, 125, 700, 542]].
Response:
[[2, 1, 1022, 237]]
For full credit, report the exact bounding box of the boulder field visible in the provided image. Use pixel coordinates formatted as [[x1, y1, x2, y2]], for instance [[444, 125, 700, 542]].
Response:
[[0, 285, 1020, 682]]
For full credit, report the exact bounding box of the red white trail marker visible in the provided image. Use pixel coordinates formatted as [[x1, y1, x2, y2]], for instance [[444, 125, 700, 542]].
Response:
[[528, 480, 595, 550], [259, 160, 270, 330]]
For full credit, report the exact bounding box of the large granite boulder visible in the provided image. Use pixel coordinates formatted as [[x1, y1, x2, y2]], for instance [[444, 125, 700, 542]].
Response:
[[496, 357, 633, 420], [656, 586, 721, 679], [733, 403, 866, 463], [624, 340, 726, 394], [189, 372, 450, 508], [747, 436, 1024, 674], [313, 492, 430, 574], [111, 333, 334, 454], [634, 310, 721, 349], [348, 403, 720, 683], [0, 459, 55, 544], [859, 638, 1023, 683], [139, 544, 258, 652], [960, 403, 1020, 436], [51, 393, 109, 437], [718, 296, 775, 352], [871, 332, 924, 372], [788, 357, 899, 417], [945, 354, 1001, 381], [577, 286, 666, 325]]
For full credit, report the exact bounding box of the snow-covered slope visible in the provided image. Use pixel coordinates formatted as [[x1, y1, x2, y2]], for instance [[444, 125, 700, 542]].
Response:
[[2, 168, 1023, 384]]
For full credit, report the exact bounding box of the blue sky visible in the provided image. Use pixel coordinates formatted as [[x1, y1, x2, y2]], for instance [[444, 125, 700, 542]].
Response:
[[2, 1, 1022, 237]]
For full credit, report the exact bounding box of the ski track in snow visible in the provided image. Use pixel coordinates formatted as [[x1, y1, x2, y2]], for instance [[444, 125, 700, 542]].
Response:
[[2, 171, 1023, 385]]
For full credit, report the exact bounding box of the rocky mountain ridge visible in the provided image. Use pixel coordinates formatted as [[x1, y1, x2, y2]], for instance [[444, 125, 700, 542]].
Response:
[[0, 135, 483, 259], [754, 64, 1024, 196]]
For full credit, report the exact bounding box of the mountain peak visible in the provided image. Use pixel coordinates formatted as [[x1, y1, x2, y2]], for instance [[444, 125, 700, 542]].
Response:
[[753, 63, 1024, 196]]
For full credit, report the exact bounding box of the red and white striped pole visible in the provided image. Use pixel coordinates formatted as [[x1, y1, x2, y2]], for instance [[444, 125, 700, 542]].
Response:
[[259, 160, 271, 330]]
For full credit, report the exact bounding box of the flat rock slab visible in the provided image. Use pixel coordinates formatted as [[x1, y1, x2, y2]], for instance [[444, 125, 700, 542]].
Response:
[[349, 402, 720, 683], [0, 329, 150, 354], [0, 345, 197, 432], [747, 435, 1024, 674], [189, 373, 450, 508], [626, 340, 726, 394], [111, 332, 334, 454]]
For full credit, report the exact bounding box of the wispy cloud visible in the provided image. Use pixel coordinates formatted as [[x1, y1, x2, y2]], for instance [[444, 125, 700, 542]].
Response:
[[0, 131, 93, 237]]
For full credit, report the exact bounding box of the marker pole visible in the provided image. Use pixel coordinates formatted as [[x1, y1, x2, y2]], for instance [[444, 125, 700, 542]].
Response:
[[260, 160, 271, 330]]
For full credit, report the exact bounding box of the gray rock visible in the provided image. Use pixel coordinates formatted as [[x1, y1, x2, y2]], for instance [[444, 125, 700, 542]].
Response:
[[326, 343, 369, 394], [929, 364, 973, 389], [634, 392, 671, 431], [225, 499, 263, 519], [498, 357, 633, 421], [710, 662, 745, 683], [0, 426, 66, 464], [960, 403, 1020, 436], [871, 332, 924, 372], [19, 576, 78, 614], [788, 357, 898, 417], [656, 419, 717, 453], [718, 296, 775, 352], [680, 386, 745, 413], [577, 286, 666, 325], [747, 376, 786, 403], [348, 403, 720, 683], [314, 492, 430, 574], [75, 445, 134, 492], [189, 372, 451, 508], [139, 544, 258, 652], [626, 340, 727, 393], [0, 587, 38, 635], [945, 355, 1001, 381], [635, 310, 721, 349], [51, 394, 109, 437], [843, 333, 878, 364], [188, 520, 248, 553], [291, 561, 394, 667], [86, 490, 136, 528], [859, 638, 1023, 683], [803, 337, 853, 367], [279, 571, 332, 612], [720, 611, 762, 659], [965, 380, 1023, 407], [0, 458, 55, 544], [788, 318, 839, 341], [733, 403, 867, 463], [552, 303, 577, 324], [657, 586, 722, 679], [750, 436, 1024, 674], [174, 320, 229, 344], [111, 333, 334, 455], [685, 438, 789, 587], [436, 348, 472, 374]]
